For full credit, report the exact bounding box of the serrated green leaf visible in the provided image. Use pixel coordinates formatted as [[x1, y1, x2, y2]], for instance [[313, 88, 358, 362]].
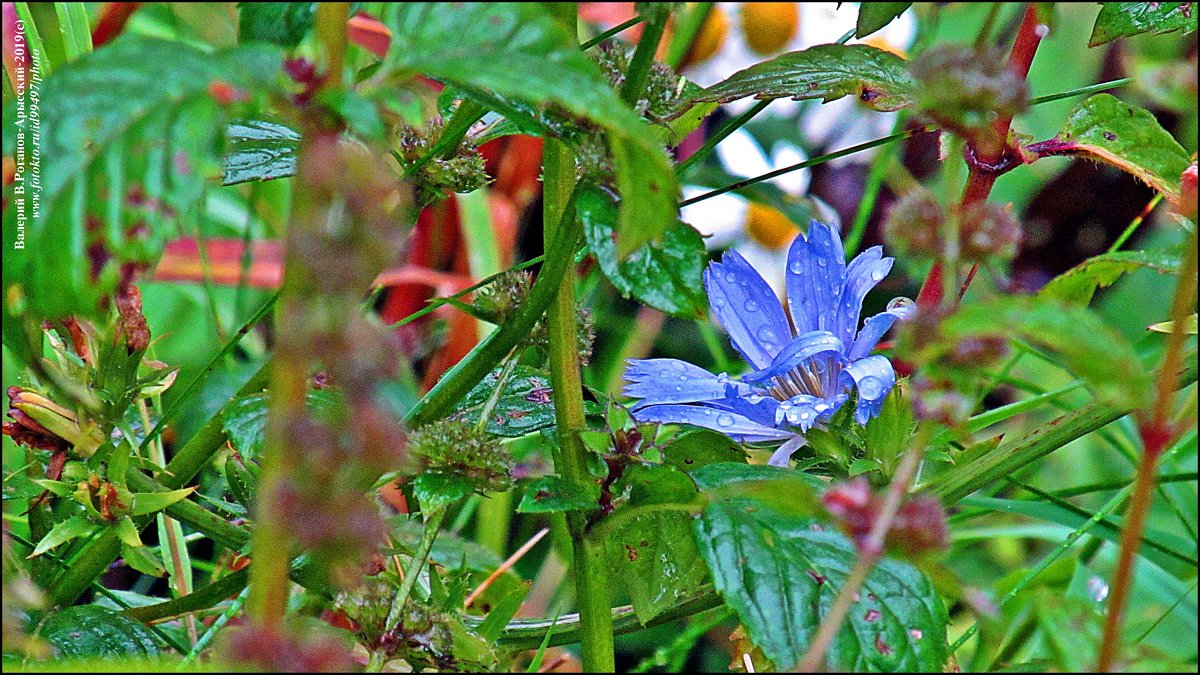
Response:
[[40, 605, 163, 657], [16, 35, 280, 319], [1028, 94, 1191, 203], [933, 296, 1153, 408], [1089, 2, 1198, 47], [237, 2, 316, 48], [862, 386, 915, 478], [385, 3, 680, 257], [222, 119, 301, 184], [222, 389, 345, 459], [694, 502, 949, 670], [517, 476, 599, 513], [579, 188, 708, 318], [29, 514, 95, 557], [1040, 248, 1182, 305], [131, 487, 197, 517], [413, 472, 475, 511], [605, 509, 710, 623], [450, 365, 603, 437], [693, 44, 914, 112], [855, 3, 913, 38]]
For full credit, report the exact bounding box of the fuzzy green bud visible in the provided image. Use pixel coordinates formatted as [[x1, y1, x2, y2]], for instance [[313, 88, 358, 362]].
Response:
[[911, 45, 1028, 143], [408, 420, 511, 493], [884, 191, 945, 259], [959, 201, 1022, 262]]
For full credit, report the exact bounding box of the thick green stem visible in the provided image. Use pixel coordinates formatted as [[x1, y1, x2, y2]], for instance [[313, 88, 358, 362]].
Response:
[[620, 6, 668, 107], [543, 139, 615, 671]]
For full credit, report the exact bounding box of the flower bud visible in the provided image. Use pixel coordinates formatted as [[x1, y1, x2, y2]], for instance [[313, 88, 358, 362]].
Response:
[[409, 420, 512, 493], [5, 387, 103, 457], [473, 270, 532, 325], [958, 201, 1021, 262], [396, 120, 490, 202], [884, 191, 945, 258], [911, 45, 1028, 142]]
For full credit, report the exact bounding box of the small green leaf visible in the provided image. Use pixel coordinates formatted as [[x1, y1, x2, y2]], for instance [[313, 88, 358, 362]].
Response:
[[1148, 314, 1198, 334], [1028, 94, 1191, 203], [693, 44, 914, 112], [412, 472, 475, 511], [1039, 248, 1182, 306], [848, 458, 882, 477], [1089, 2, 1198, 47], [661, 430, 748, 471], [579, 188, 708, 318], [40, 605, 163, 657], [237, 2, 316, 48], [29, 514, 95, 557], [690, 462, 823, 516], [222, 119, 301, 185], [855, 3, 913, 38], [131, 487, 197, 516], [694, 501, 949, 671], [114, 517, 143, 548], [121, 544, 169, 578], [517, 476, 600, 514], [862, 386, 915, 478], [317, 89, 387, 141]]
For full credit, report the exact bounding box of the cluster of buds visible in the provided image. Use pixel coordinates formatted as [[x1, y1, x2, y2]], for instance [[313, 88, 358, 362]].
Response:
[[3, 387, 103, 457], [590, 43, 686, 121], [408, 420, 512, 494], [472, 270, 596, 365], [884, 191, 1022, 262], [910, 44, 1028, 150], [821, 477, 949, 556], [395, 119, 490, 205], [220, 623, 355, 673], [332, 581, 456, 668]]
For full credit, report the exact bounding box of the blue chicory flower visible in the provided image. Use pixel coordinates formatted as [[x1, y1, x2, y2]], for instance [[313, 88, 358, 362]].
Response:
[[623, 221, 913, 467]]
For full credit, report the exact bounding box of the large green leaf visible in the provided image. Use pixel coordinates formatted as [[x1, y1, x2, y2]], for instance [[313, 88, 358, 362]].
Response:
[[605, 509, 710, 624], [1039, 248, 1182, 306], [385, 3, 679, 257], [222, 119, 301, 184], [12, 35, 279, 320], [693, 44, 914, 112], [694, 501, 949, 671], [39, 605, 163, 657], [855, 3, 913, 38], [516, 475, 599, 513], [661, 429, 748, 471], [578, 188, 707, 319], [1026, 94, 1191, 203], [1089, 2, 1198, 47]]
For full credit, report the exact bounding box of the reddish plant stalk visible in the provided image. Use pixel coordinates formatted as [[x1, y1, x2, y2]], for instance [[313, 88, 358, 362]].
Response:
[[1097, 228, 1198, 671]]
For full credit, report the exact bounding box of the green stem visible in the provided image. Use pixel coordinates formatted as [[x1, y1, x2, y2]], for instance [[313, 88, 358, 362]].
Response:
[[620, 7, 669, 107], [677, 99, 770, 174], [385, 505, 449, 632], [581, 15, 645, 50], [543, 138, 615, 672]]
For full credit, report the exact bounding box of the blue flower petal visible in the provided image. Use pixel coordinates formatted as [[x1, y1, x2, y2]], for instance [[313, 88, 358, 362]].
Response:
[[785, 221, 847, 335], [741, 331, 845, 385], [704, 251, 792, 370], [623, 359, 742, 409], [633, 404, 794, 443], [839, 355, 897, 425], [767, 435, 808, 467], [775, 394, 828, 432], [834, 247, 894, 346], [706, 386, 781, 428], [847, 298, 915, 360]]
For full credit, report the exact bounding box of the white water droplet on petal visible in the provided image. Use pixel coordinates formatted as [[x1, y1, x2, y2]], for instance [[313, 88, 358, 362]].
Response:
[[747, 394, 764, 404], [675, 385, 683, 392], [744, 300, 759, 312], [716, 414, 735, 427], [786, 411, 800, 424], [724, 272, 737, 283], [870, 268, 885, 281], [887, 296, 914, 312], [712, 296, 727, 308], [789, 261, 803, 274], [857, 375, 883, 400], [673, 361, 688, 371], [817, 257, 828, 267], [756, 326, 775, 343]]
